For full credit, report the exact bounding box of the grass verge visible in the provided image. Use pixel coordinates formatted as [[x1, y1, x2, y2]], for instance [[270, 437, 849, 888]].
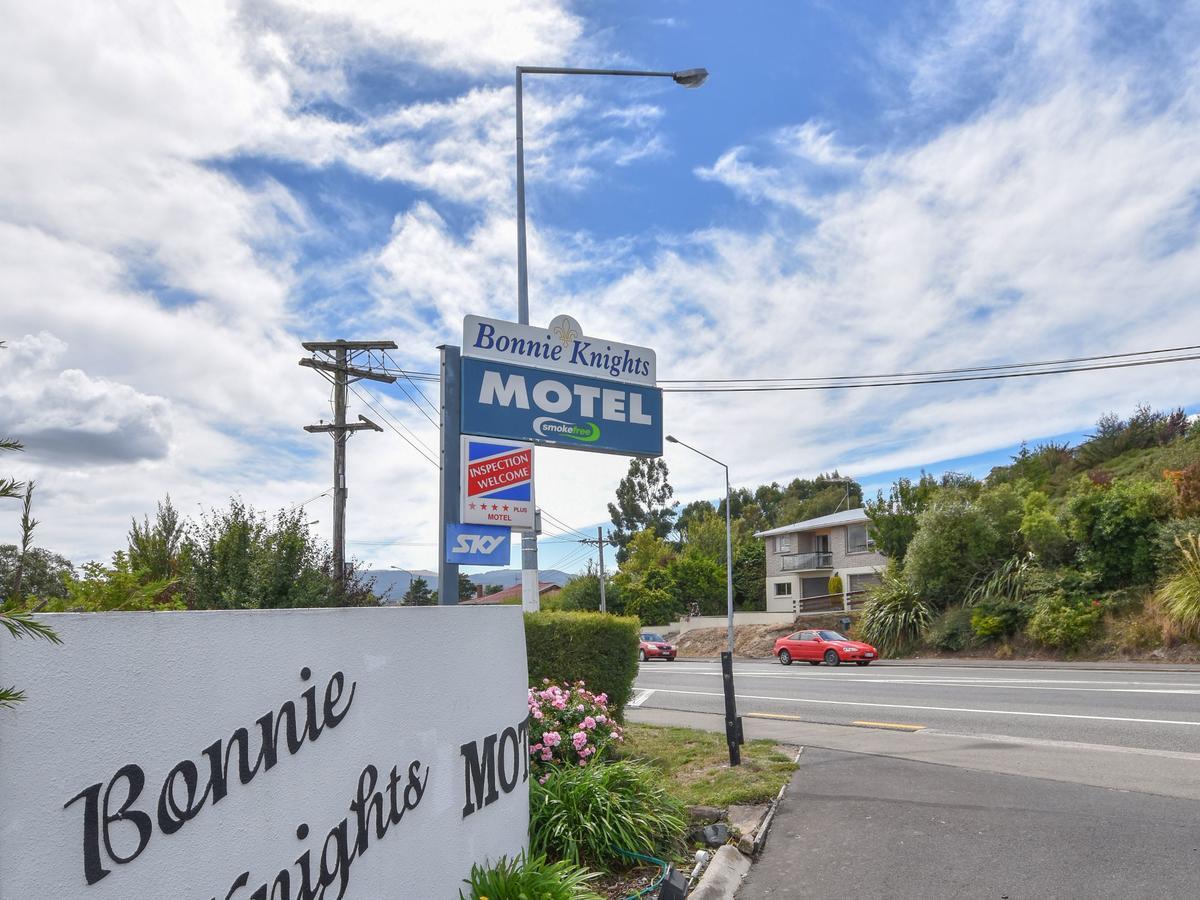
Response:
[[616, 723, 797, 807]]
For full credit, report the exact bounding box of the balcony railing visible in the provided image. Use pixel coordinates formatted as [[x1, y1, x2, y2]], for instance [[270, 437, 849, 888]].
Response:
[[780, 551, 833, 571], [791, 590, 869, 616]]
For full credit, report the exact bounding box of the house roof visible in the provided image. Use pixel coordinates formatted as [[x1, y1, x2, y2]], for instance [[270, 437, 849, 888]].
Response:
[[754, 507, 870, 538], [459, 581, 561, 605]]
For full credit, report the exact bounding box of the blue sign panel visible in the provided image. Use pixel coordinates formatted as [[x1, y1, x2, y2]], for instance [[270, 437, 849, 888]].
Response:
[[445, 523, 512, 566], [461, 357, 663, 456]]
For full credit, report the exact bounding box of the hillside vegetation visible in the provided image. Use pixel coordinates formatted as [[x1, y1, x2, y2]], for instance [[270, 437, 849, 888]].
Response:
[[857, 404, 1200, 660]]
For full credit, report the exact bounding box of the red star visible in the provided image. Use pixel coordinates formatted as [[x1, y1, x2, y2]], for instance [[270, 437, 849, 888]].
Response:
[[468, 502, 476, 509], [491, 504, 499, 510], [502, 505, 510, 511]]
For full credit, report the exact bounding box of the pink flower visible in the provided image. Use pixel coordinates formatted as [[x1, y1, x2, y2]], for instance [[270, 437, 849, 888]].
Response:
[[540, 748, 553, 761], [578, 760, 587, 767], [582, 716, 596, 730], [544, 731, 561, 747], [531, 708, 543, 719], [595, 715, 606, 725], [538, 774, 549, 784], [572, 731, 588, 751], [595, 693, 608, 706]]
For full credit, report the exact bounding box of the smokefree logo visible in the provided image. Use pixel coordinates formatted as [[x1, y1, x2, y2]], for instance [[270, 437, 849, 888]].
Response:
[[531, 417, 600, 443]]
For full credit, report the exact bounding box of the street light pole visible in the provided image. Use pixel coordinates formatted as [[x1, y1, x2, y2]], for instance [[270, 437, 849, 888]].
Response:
[[513, 63, 708, 611], [665, 434, 741, 765]]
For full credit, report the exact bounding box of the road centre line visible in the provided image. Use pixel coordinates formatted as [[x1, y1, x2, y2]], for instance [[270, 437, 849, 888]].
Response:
[[639, 669, 1200, 694], [645, 688, 1200, 727], [654, 665, 1200, 686]]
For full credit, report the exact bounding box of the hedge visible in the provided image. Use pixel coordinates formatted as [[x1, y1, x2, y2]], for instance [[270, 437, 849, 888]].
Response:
[[524, 611, 640, 717]]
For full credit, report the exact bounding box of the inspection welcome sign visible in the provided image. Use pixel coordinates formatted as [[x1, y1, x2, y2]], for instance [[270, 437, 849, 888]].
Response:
[[0, 608, 529, 899], [461, 315, 663, 457]]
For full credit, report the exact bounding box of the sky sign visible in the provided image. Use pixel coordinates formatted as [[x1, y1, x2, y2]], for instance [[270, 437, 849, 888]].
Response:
[[444, 522, 511, 566], [460, 316, 663, 457], [461, 436, 535, 529]]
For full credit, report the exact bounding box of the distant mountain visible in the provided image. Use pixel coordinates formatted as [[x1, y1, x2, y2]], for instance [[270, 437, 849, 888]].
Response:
[[365, 568, 572, 601]]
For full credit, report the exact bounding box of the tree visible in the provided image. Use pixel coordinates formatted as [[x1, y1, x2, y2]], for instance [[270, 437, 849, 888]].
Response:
[[618, 529, 677, 583], [608, 458, 677, 563], [675, 499, 715, 540], [458, 572, 479, 601], [1068, 479, 1173, 587], [45, 553, 181, 612], [666, 550, 725, 616], [402, 576, 435, 606], [864, 473, 939, 563], [128, 495, 187, 581], [903, 497, 1005, 607], [0, 545, 73, 601], [733, 538, 765, 610], [1019, 491, 1071, 564]]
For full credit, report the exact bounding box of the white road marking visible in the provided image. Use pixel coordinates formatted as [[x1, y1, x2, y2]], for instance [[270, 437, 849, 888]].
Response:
[[921, 729, 1200, 762], [627, 688, 655, 708], [637, 668, 1200, 694], [644, 687, 1200, 727]]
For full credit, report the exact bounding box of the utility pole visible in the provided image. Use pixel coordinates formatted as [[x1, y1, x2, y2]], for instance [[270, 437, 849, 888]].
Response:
[[300, 340, 397, 590], [576, 528, 608, 613]]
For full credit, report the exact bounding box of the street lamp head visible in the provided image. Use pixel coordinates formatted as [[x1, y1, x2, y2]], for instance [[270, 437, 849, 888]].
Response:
[[665, 434, 679, 443], [672, 68, 708, 88]]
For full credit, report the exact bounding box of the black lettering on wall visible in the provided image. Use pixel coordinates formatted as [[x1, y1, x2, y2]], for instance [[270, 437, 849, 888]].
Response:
[[460, 733, 498, 817], [497, 727, 520, 793]]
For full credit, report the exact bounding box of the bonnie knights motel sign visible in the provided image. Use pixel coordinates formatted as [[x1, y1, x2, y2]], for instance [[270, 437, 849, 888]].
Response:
[[460, 315, 663, 457]]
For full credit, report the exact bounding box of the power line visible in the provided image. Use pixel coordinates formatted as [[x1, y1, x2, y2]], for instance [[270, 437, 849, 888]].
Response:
[[349, 384, 439, 464], [661, 351, 1200, 393], [384, 350, 441, 416], [350, 384, 444, 468]]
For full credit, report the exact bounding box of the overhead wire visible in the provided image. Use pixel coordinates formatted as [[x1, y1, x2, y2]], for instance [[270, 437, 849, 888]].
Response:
[[348, 384, 440, 467]]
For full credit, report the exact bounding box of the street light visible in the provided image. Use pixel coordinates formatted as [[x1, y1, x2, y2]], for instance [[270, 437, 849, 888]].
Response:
[[665, 434, 741, 766], [514, 64, 709, 325], [513, 63, 708, 613]]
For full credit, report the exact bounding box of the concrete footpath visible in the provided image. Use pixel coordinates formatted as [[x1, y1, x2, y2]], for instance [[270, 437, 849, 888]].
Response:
[[740, 746, 1200, 899]]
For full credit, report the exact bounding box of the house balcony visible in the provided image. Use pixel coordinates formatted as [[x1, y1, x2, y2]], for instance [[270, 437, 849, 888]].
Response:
[[780, 551, 833, 571]]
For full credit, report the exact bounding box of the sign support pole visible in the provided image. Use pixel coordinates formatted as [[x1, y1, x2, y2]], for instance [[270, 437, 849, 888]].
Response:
[[438, 345, 461, 605]]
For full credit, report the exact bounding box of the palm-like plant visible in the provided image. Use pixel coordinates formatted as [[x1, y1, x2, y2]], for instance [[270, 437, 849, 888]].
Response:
[[858, 567, 934, 656], [1156, 534, 1200, 639]]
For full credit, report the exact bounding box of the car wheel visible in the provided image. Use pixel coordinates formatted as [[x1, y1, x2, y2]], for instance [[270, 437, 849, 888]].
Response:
[[855, 661, 871, 666], [778, 649, 792, 666], [824, 649, 840, 666], [808, 661, 821, 666], [638, 649, 646, 662]]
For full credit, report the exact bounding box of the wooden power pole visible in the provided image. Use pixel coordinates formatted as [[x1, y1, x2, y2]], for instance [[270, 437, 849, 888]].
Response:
[[300, 340, 397, 588]]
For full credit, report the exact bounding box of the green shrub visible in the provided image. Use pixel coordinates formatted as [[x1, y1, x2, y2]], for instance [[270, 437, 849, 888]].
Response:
[[1154, 517, 1200, 573], [858, 567, 934, 656], [925, 607, 974, 652], [525, 612, 640, 716], [827, 574, 844, 596], [1025, 592, 1102, 650], [1068, 479, 1173, 587], [970, 601, 1027, 641], [623, 586, 679, 626], [904, 498, 1004, 606], [459, 852, 601, 900], [1155, 534, 1200, 639], [529, 760, 685, 869]]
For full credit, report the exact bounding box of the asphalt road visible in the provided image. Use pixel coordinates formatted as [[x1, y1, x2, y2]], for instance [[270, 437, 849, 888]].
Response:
[[629, 658, 1200, 898], [632, 658, 1200, 753]]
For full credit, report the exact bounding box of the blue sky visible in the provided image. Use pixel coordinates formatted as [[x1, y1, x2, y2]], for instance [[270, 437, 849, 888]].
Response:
[[2, 0, 1199, 575]]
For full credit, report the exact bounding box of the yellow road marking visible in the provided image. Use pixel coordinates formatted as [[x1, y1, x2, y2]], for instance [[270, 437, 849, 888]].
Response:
[[853, 720, 925, 731], [745, 712, 806, 721]]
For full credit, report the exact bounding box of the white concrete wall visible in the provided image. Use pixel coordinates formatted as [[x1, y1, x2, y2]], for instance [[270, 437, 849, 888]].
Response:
[[0, 606, 529, 899], [652, 611, 797, 635]]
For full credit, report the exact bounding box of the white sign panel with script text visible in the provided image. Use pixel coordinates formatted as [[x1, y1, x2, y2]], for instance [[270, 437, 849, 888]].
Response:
[[463, 314, 657, 387], [0, 607, 529, 899]]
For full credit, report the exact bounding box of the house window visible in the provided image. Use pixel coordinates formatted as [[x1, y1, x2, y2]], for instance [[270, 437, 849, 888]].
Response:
[[846, 523, 874, 553], [776, 535, 792, 553], [773, 582, 793, 597]]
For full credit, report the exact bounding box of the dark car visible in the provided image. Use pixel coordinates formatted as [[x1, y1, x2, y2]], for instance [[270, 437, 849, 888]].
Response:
[[639, 632, 677, 662], [773, 630, 878, 666]]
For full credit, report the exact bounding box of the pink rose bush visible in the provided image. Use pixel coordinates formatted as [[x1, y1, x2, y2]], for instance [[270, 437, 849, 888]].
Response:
[[528, 680, 623, 771]]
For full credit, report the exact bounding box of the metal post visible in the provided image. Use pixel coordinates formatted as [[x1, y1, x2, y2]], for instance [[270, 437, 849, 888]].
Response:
[[597, 526, 607, 613], [721, 651, 742, 766], [515, 68, 529, 327], [438, 345, 461, 606], [332, 346, 347, 586], [724, 464, 734, 656]]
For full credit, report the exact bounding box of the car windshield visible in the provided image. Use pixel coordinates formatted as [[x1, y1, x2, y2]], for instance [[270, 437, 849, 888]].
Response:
[[817, 631, 848, 641], [642, 633, 665, 642]]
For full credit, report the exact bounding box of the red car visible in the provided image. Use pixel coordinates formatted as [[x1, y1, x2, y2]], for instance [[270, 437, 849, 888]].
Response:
[[774, 629, 878, 666], [639, 632, 677, 662]]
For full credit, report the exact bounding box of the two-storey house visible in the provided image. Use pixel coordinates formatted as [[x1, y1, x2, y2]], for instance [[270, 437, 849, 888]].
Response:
[[755, 508, 887, 613]]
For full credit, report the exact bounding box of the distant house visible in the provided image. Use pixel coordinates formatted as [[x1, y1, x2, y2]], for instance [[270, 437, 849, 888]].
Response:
[[755, 508, 886, 613], [459, 581, 562, 605]]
